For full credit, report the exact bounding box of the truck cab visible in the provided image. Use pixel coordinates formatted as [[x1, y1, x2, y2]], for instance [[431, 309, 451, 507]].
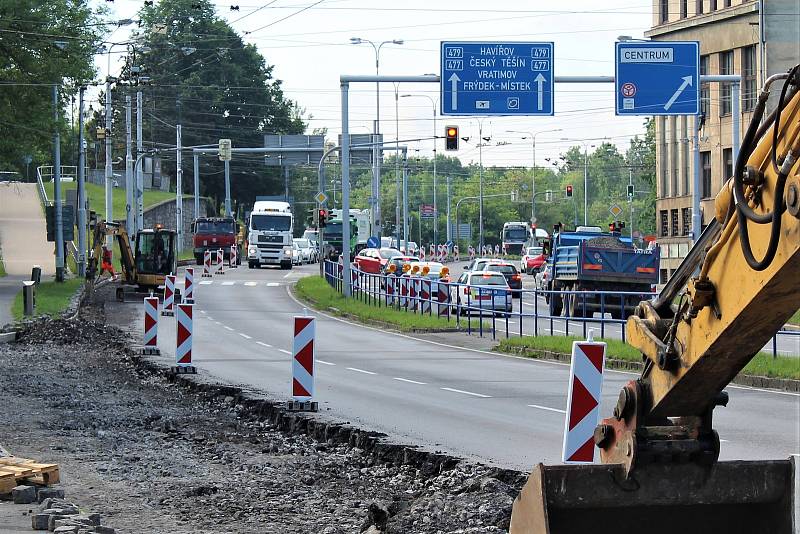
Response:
[[191, 217, 240, 265], [247, 201, 293, 269], [502, 221, 532, 255]]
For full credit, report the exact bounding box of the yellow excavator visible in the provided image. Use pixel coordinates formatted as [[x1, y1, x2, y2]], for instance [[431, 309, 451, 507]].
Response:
[[86, 217, 177, 301], [511, 66, 800, 533]]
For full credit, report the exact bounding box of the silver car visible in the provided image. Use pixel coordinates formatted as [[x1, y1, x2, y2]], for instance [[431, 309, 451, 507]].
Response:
[[453, 271, 512, 315]]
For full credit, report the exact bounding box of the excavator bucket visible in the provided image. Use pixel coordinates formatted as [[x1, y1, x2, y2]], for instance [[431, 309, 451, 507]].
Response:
[[509, 458, 796, 534]]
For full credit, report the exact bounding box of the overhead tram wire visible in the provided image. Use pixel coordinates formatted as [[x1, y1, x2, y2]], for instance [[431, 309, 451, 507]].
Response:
[[242, 0, 326, 35]]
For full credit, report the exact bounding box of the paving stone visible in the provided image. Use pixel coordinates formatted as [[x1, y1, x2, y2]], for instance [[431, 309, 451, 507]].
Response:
[[12, 485, 37, 504]]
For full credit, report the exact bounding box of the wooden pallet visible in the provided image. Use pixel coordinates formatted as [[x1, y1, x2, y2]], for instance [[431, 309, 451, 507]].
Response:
[[0, 457, 60, 493]]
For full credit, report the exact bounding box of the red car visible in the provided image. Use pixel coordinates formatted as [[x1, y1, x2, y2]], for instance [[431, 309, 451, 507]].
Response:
[[354, 247, 402, 273], [521, 245, 547, 275]]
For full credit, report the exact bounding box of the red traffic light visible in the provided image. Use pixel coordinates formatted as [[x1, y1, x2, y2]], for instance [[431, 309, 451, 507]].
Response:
[[318, 209, 328, 228], [565, 185, 574, 198]]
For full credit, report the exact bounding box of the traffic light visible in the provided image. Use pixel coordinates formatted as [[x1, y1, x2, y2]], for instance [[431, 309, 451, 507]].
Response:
[[318, 209, 328, 228], [565, 185, 574, 198], [445, 126, 459, 151], [627, 183, 635, 199]]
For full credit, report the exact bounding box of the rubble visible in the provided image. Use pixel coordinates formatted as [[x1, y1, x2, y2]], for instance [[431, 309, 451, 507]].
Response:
[[0, 286, 522, 532]]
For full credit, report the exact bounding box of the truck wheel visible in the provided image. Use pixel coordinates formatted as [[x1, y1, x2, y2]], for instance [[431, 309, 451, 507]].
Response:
[[248, 261, 257, 269], [281, 261, 292, 270], [195, 255, 203, 265], [549, 293, 562, 316], [568, 293, 584, 318]]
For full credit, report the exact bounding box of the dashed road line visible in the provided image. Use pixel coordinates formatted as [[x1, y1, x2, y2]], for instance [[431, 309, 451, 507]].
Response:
[[244, 282, 258, 287], [346, 367, 377, 375], [256, 341, 272, 348], [199, 310, 207, 314], [221, 281, 235, 286], [224, 326, 234, 331], [393, 377, 426, 385], [440, 387, 491, 398], [527, 404, 566, 414], [278, 349, 291, 355], [199, 280, 213, 285], [267, 282, 280, 287], [316, 359, 335, 366], [238, 333, 252, 339]]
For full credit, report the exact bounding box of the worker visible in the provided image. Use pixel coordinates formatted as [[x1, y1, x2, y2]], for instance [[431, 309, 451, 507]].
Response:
[[99, 245, 118, 281]]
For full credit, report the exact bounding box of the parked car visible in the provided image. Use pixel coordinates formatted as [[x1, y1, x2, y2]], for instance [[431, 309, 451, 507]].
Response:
[[354, 247, 402, 273], [453, 271, 512, 315], [521, 246, 546, 275], [463, 257, 495, 272], [476, 262, 523, 297], [535, 263, 551, 291], [293, 238, 315, 264], [403, 261, 450, 282]]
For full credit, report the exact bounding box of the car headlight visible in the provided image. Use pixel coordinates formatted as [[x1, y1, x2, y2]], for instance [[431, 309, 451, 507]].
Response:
[[283, 246, 293, 255], [248, 246, 257, 254]]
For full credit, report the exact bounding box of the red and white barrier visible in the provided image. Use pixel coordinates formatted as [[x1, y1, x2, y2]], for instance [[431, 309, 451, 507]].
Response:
[[385, 276, 396, 304], [216, 248, 225, 275], [399, 276, 409, 308], [172, 303, 196, 374], [420, 247, 426, 261], [562, 338, 606, 463], [184, 268, 194, 304], [469, 247, 475, 261], [408, 276, 419, 311], [350, 263, 359, 291], [162, 274, 176, 316], [454, 245, 460, 262], [202, 250, 212, 277], [142, 296, 160, 354], [420, 279, 431, 313], [292, 316, 315, 400], [229, 245, 238, 268], [436, 282, 451, 315]]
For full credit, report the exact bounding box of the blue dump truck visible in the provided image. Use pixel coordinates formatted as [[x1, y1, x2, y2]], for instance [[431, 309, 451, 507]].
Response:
[[545, 222, 659, 318]]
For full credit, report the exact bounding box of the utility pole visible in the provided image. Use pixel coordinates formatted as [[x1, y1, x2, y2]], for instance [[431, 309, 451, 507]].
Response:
[[446, 176, 452, 242], [402, 153, 409, 252], [77, 86, 87, 277], [583, 143, 589, 225], [104, 77, 113, 244], [628, 168, 634, 241], [478, 122, 487, 249], [52, 85, 64, 282], [193, 153, 200, 219], [225, 158, 232, 216], [395, 87, 401, 245], [136, 90, 143, 233], [176, 100, 183, 252], [125, 95, 134, 242]]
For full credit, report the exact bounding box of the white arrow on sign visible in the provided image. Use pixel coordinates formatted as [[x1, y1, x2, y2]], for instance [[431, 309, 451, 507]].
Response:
[[449, 73, 460, 111], [534, 73, 546, 111], [664, 75, 693, 111]]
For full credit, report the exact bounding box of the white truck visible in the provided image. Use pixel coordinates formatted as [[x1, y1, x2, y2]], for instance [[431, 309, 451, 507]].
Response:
[[247, 201, 294, 269], [330, 208, 370, 254]]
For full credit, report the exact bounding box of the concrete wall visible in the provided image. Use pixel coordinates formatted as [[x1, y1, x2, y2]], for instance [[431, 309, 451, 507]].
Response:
[[142, 197, 216, 251]]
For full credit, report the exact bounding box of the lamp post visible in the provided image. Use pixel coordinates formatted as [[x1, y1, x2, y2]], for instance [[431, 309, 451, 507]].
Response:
[[401, 94, 438, 244], [350, 37, 404, 238], [561, 138, 595, 225], [507, 128, 561, 224]]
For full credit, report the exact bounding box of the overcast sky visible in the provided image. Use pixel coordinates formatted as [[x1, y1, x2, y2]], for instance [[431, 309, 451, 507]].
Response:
[[99, 0, 653, 168]]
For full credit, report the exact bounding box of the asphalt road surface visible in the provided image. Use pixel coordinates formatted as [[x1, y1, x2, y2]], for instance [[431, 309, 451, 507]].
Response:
[[144, 262, 799, 472]]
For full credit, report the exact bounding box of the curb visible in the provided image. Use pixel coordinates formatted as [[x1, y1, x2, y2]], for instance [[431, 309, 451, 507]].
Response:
[[498, 346, 800, 393], [0, 331, 18, 343], [128, 350, 526, 486]]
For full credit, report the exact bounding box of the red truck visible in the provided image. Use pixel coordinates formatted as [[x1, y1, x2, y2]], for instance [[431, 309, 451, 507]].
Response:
[[191, 217, 241, 265]]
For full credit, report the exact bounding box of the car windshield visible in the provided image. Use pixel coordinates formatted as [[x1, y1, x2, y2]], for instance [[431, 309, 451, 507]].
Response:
[[295, 239, 309, 248], [196, 220, 235, 234], [379, 248, 401, 259], [504, 227, 528, 240], [326, 221, 343, 236], [250, 214, 291, 232], [486, 264, 517, 274], [527, 247, 543, 255], [471, 273, 508, 286]]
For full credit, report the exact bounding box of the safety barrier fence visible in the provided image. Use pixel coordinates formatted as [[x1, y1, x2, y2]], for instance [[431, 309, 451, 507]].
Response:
[[322, 260, 800, 358]]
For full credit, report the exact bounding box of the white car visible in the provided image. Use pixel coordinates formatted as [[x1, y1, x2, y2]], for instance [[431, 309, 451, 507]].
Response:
[[294, 238, 315, 264], [535, 263, 551, 290], [291, 242, 304, 265]]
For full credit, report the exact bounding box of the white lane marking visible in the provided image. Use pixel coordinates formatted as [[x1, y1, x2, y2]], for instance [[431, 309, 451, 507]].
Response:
[[224, 326, 234, 331], [244, 282, 258, 287], [267, 282, 280, 287], [393, 377, 426, 385], [283, 272, 293, 279], [441, 387, 491, 398], [284, 286, 800, 394], [346, 367, 377, 375], [316, 359, 335, 366], [199, 280, 213, 285], [222, 281, 235, 286], [215, 321, 222, 325], [238, 333, 252, 339], [528, 404, 566, 414], [207, 317, 214, 321], [199, 310, 207, 314], [256, 341, 272, 348], [719, 439, 730, 443], [278, 349, 292, 355]]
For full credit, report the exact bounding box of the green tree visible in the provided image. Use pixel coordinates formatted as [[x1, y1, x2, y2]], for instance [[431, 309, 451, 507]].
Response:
[[0, 0, 102, 176]]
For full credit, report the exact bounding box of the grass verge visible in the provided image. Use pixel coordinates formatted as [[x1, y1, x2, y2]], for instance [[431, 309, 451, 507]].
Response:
[[294, 275, 459, 332], [790, 309, 800, 326], [12, 278, 83, 321], [495, 335, 799, 381], [0, 255, 6, 277], [43, 182, 174, 221], [178, 249, 196, 262]]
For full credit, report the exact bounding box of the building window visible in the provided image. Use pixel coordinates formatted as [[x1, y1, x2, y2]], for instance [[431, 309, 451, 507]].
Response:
[[660, 269, 669, 284], [723, 147, 733, 181], [697, 0, 704, 14], [660, 0, 669, 22], [671, 209, 679, 236], [720, 51, 733, 116], [743, 45, 757, 111], [710, 0, 717, 9], [682, 207, 691, 236], [700, 55, 710, 116], [701, 151, 712, 198], [660, 210, 669, 237], [723, 0, 731, 6], [680, 0, 688, 18]]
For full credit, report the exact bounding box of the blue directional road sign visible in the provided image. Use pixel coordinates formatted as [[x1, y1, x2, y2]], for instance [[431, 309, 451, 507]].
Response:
[[615, 41, 700, 116], [440, 41, 554, 116], [367, 236, 380, 248]]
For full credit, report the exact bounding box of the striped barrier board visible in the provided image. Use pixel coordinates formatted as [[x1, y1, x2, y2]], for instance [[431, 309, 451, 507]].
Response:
[[230, 244, 238, 268], [202, 250, 212, 277], [562, 339, 607, 463], [385, 276, 396, 305], [141, 296, 160, 355], [216, 249, 225, 275], [171, 303, 196, 374], [351, 264, 359, 291], [162, 275, 176, 316], [408, 276, 419, 311], [420, 279, 431, 313], [290, 316, 318, 411], [399, 277, 408, 308], [436, 282, 451, 315], [454, 246, 460, 262], [184, 268, 194, 304]]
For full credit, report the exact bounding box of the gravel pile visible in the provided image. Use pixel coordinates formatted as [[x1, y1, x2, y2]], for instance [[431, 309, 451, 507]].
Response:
[[585, 236, 632, 250], [0, 295, 521, 533]]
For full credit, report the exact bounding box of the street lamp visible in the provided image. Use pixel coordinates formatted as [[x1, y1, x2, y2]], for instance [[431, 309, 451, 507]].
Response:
[[401, 93, 439, 244], [561, 138, 596, 225], [507, 128, 562, 223], [350, 37, 404, 238]]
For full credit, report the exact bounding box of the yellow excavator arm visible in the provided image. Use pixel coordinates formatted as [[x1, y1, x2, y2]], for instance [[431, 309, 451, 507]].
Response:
[[86, 220, 137, 284]]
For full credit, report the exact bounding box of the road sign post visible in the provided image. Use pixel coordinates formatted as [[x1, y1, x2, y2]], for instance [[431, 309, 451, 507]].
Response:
[[441, 42, 554, 116], [615, 42, 700, 116]]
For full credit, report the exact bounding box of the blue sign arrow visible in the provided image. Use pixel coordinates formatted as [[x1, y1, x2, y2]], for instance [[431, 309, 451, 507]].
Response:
[[440, 41, 554, 116], [615, 41, 700, 116], [367, 236, 380, 248]]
